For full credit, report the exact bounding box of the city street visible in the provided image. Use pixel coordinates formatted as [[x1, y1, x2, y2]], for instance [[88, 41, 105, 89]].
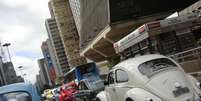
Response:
[[1, 0, 201, 101]]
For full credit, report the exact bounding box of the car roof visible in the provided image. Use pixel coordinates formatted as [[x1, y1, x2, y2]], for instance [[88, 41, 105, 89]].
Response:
[[0, 83, 33, 94], [114, 54, 169, 70]]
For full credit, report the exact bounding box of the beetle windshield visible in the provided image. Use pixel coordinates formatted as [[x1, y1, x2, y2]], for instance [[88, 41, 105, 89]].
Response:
[[0, 91, 32, 101], [138, 58, 177, 78]]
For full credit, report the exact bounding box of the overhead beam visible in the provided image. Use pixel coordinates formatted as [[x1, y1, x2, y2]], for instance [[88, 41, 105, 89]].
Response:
[[92, 48, 108, 58], [80, 25, 111, 56]]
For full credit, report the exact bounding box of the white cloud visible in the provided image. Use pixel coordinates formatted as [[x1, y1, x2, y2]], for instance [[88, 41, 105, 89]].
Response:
[[12, 56, 40, 84], [1, 0, 28, 7], [0, 0, 50, 83]]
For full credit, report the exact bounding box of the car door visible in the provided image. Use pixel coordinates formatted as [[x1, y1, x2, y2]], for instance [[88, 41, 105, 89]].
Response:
[[105, 70, 118, 101], [114, 69, 130, 101]]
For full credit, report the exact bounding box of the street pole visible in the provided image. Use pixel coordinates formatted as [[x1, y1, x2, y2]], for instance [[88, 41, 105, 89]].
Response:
[[2, 43, 11, 62]]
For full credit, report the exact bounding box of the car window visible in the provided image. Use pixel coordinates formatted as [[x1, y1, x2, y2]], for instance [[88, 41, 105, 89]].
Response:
[[108, 71, 115, 85], [116, 69, 128, 83], [138, 58, 177, 78], [0, 92, 32, 101], [79, 82, 88, 90]]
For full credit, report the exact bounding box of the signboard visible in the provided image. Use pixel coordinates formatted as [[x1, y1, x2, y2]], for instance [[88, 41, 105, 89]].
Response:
[[114, 25, 149, 53], [44, 50, 56, 83]]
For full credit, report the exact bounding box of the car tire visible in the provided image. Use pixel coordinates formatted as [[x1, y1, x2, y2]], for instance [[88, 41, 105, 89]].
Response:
[[96, 98, 101, 101]]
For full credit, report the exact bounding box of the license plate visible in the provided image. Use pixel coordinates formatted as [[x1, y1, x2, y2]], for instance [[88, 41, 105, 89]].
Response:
[[173, 87, 190, 97]]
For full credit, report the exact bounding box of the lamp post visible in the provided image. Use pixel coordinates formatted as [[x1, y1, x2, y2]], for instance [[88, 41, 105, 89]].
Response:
[[2, 43, 11, 62]]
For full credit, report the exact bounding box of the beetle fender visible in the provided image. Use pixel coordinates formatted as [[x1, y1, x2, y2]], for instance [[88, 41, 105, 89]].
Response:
[[96, 91, 108, 101], [187, 74, 201, 94], [124, 88, 162, 101]]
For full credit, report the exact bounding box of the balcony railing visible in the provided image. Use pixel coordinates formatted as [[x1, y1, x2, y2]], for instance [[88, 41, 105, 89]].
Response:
[[169, 47, 201, 63]]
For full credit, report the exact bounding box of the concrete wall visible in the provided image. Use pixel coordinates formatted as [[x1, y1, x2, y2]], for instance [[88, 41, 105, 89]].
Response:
[[72, 0, 109, 49]]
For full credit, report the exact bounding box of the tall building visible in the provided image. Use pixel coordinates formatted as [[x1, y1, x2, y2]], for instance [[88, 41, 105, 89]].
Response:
[[69, 0, 109, 49], [2, 62, 18, 84], [46, 39, 59, 77], [45, 18, 69, 76], [41, 41, 57, 85], [69, 0, 81, 36], [37, 58, 51, 86], [36, 74, 44, 91], [48, 1, 55, 18], [0, 56, 5, 86], [70, 0, 199, 63], [50, 0, 86, 67]]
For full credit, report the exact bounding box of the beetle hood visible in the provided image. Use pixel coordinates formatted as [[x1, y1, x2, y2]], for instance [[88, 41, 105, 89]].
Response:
[[145, 70, 200, 101]]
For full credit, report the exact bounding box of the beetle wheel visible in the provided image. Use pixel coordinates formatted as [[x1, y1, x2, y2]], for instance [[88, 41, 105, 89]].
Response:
[[126, 98, 133, 101]]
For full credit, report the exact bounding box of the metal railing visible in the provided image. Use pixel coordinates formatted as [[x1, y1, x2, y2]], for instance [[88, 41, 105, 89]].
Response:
[[169, 47, 201, 63]]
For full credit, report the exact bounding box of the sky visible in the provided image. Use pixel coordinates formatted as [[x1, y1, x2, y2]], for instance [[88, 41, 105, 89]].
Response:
[[0, 0, 50, 83]]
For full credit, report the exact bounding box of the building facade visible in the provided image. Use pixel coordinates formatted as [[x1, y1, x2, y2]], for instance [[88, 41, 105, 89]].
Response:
[[69, 0, 109, 49], [36, 74, 44, 91], [0, 56, 5, 86], [45, 18, 69, 76], [2, 62, 18, 84], [41, 41, 57, 85], [76, 0, 199, 63], [37, 58, 52, 86], [46, 39, 60, 77], [50, 0, 86, 67]]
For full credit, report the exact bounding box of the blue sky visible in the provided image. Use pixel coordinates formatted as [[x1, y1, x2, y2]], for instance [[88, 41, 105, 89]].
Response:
[[0, 0, 50, 83], [15, 51, 42, 60]]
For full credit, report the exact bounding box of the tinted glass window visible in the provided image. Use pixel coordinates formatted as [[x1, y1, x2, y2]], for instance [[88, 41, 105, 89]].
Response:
[[108, 72, 115, 84], [81, 82, 88, 90], [116, 69, 128, 83], [138, 58, 177, 78], [0, 92, 32, 101]]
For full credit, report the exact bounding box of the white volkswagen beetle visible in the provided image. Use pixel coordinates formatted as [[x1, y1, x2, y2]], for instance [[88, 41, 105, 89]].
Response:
[[96, 54, 201, 101]]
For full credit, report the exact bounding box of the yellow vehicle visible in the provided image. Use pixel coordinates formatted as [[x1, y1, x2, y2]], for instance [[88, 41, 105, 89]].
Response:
[[42, 89, 53, 101]]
